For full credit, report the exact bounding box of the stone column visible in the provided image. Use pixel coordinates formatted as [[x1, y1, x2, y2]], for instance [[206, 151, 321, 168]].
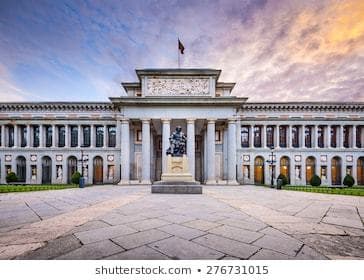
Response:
[[236, 117, 241, 149], [206, 119, 216, 184], [187, 119, 195, 179], [249, 125, 254, 148], [339, 125, 344, 148], [352, 125, 356, 148], [313, 125, 317, 148], [116, 119, 121, 149], [261, 125, 266, 148], [0, 125, 4, 147], [27, 124, 31, 147], [78, 125, 82, 147], [141, 119, 151, 184], [13, 124, 18, 147], [227, 118, 238, 184], [120, 119, 130, 184], [326, 125, 331, 148], [287, 125, 292, 148], [90, 125, 95, 148], [301, 125, 305, 148], [161, 118, 171, 174], [65, 125, 69, 147], [275, 125, 280, 148], [104, 125, 108, 147], [39, 124, 44, 148]]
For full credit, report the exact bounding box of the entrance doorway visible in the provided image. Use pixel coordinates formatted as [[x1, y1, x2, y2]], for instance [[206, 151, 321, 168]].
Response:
[[254, 156, 264, 184], [331, 156, 342, 185], [93, 156, 103, 184]]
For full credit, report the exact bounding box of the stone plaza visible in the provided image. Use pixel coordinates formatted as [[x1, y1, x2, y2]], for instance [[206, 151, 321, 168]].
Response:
[[0, 185, 363, 260]]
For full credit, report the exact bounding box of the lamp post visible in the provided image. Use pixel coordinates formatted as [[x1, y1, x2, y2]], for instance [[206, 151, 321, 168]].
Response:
[[266, 146, 276, 188]]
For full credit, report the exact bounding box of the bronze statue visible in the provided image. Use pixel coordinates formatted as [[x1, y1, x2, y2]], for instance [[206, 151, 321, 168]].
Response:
[[166, 126, 186, 156]]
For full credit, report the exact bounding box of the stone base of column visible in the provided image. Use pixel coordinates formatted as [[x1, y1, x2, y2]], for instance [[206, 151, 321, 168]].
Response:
[[227, 180, 239, 185], [205, 180, 217, 185], [118, 180, 130, 185], [141, 180, 152, 185]]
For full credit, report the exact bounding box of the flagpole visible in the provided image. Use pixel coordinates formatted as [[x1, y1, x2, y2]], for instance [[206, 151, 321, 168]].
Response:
[[178, 38, 180, 68]]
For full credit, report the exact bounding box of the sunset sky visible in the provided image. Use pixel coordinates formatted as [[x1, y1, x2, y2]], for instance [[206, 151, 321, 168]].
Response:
[[0, 0, 363, 102]]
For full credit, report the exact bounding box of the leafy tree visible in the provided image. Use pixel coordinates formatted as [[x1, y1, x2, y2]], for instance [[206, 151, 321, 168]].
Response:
[[277, 173, 289, 186], [343, 174, 355, 187], [310, 174, 321, 187], [71, 171, 81, 184], [6, 172, 18, 183]]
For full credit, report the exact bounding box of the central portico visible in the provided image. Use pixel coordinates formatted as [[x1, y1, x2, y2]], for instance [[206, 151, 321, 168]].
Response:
[[110, 69, 247, 185]]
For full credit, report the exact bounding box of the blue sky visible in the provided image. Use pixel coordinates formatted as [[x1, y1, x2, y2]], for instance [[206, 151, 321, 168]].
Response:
[[0, 0, 363, 102]]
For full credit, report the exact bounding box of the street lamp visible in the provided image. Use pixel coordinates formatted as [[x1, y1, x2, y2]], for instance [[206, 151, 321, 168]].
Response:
[[266, 146, 276, 188]]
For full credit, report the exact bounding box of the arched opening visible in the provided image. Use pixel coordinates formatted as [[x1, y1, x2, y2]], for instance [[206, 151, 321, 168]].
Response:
[[358, 157, 364, 185], [254, 156, 264, 184], [42, 156, 52, 184], [331, 156, 342, 185], [67, 156, 78, 184], [280, 156, 290, 183], [93, 156, 103, 184], [306, 156, 316, 184], [16, 156, 26, 182]]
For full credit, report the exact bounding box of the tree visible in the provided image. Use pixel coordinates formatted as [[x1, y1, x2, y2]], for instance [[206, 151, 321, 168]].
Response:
[[277, 173, 288, 186], [71, 171, 81, 184], [343, 174, 355, 188], [310, 174, 321, 187], [6, 172, 18, 183]]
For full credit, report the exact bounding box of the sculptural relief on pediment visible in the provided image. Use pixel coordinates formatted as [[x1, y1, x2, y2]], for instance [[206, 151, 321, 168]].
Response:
[[146, 78, 210, 96]]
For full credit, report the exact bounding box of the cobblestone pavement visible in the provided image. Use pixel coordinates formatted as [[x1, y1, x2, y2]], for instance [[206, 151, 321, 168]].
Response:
[[0, 185, 363, 260]]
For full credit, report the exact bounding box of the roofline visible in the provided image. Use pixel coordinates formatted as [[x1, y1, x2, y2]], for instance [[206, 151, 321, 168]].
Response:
[[135, 68, 221, 81]]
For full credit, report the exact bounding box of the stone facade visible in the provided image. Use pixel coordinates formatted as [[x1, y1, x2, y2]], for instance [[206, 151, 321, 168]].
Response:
[[0, 69, 363, 186]]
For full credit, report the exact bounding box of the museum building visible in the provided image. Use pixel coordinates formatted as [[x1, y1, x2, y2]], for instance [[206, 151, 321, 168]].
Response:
[[0, 68, 363, 186]]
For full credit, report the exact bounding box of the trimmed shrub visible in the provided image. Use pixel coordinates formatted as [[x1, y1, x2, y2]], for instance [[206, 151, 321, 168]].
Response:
[[277, 173, 289, 186], [310, 174, 321, 187], [71, 171, 81, 184], [343, 174, 355, 187], [6, 172, 18, 183]]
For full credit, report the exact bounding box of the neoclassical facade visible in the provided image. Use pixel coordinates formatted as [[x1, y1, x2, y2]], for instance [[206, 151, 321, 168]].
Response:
[[0, 69, 363, 186]]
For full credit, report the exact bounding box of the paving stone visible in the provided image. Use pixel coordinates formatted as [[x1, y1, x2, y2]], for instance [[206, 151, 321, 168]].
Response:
[[259, 226, 298, 241], [295, 203, 331, 220], [68, 220, 110, 234], [158, 224, 206, 240], [250, 249, 294, 260], [101, 213, 147, 225], [105, 245, 170, 260], [112, 229, 171, 249], [56, 240, 124, 260], [220, 255, 240, 260], [159, 214, 196, 224], [209, 225, 264, 244], [252, 234, 303, 256], [126, 218, 172, 231], [296, 245, 328, 260], [219, 218, 267, 232], [322, 217, 364, 229], [150, 236, 224, 260], [17, 235, 81, 260], [183, 219, 221, 231], [74, 224, 137, 244], [193, 234, 260, 259]]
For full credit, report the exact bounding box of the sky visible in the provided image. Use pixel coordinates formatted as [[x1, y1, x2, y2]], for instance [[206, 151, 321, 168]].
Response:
[[0, 0, 363, 102]]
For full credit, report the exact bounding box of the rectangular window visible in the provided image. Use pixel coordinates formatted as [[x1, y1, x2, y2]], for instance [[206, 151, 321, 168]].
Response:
[[215, 129, 222, 143], [33, 125, 39, 147], [8, 125, 14, 147], [266, 126, 274, 148], [108, 126, 116, 147], [318, 126, 324, 148], [45, 126, 52, 147], [70, 126, 78, 147], [58, 126, 65, 147], [279, 126, 287, 148], [135, 130, 142, 143], [356, 126, 361, 148], [241, 126, 249, 148], [343, 126, 349, 148], [305, 126, 312, 148], [96, 126, 104, 147], [83, 126, 90, 147], [331, 126, 337, 148], [20, 125, 27, 147], [254, 126, 262, 148]]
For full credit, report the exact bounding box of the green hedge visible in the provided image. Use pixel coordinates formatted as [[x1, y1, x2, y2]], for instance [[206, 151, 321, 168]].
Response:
[[282, 185, 364, 196], [0, 184, 78, 193]]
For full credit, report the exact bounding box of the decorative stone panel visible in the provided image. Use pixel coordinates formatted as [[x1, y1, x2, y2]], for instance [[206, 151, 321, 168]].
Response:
[[146, 78, 209, 96]]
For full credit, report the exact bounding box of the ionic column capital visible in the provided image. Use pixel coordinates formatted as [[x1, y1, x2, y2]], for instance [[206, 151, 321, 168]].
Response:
[[120, 118, 129, 124], [141, 118, 150, 124], [207, 118, 216, 124], [186, 118, 195, 124], [161, 118, 171, 124]]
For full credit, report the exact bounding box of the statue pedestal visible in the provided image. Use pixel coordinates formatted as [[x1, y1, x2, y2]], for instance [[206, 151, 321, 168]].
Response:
[[161, 155, 193, 182], [152, 155, 202, 194]]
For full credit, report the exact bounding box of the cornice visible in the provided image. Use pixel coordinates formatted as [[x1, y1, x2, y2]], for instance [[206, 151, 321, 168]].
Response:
[[0, 102, 114, 112], [241, 102, 364, 112]]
